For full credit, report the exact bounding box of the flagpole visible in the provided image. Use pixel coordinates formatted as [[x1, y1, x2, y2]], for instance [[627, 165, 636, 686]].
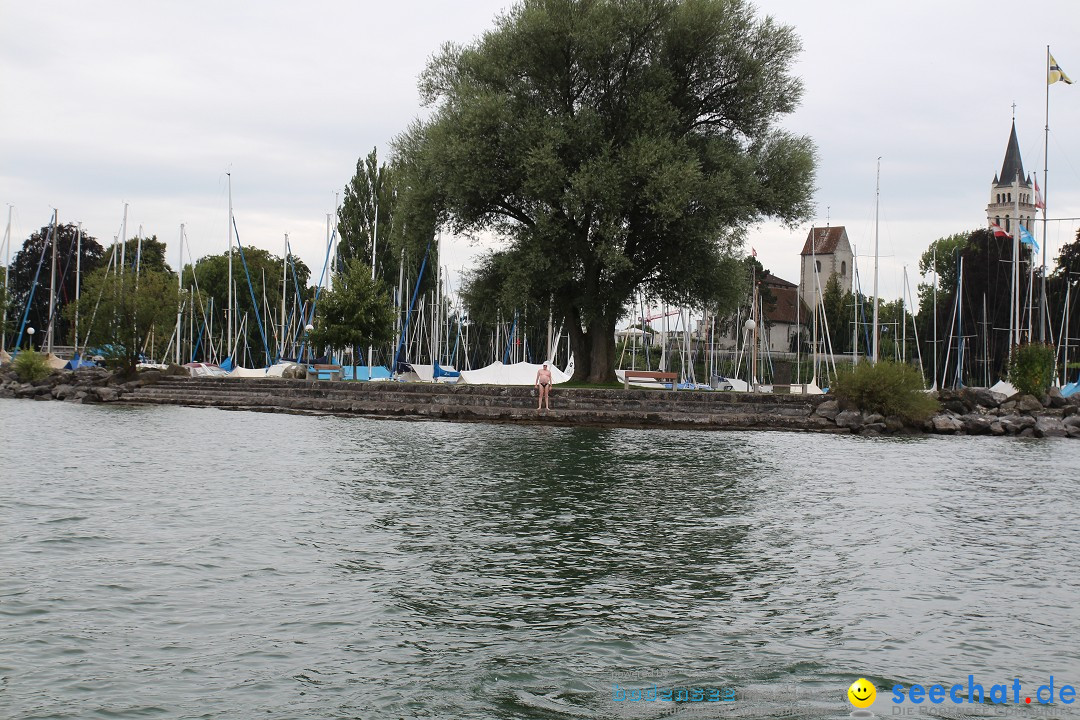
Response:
[[1041, 45, 1051, 343]]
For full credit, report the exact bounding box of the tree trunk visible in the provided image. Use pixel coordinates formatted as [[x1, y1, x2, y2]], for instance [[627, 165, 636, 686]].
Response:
[[568, 308, 617, 384]]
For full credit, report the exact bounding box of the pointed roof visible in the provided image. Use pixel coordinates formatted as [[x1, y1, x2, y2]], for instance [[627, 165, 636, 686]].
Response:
[[995, 121, 1030, 187], [800, 226, 848, 256]]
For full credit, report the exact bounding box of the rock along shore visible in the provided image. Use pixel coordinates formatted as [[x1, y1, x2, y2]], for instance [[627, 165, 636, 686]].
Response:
[[2, 367, 1078, 438]]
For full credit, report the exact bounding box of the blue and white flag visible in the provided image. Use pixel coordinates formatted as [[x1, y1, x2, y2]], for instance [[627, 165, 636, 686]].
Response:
[[1019, 225, 1040, 253]]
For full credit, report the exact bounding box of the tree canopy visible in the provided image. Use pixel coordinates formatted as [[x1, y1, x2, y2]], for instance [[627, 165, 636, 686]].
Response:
[[8, 223, 105, 347], [68, 265, 179, 373], [307, 258, 395, 360], [396, 0, 815, 381]]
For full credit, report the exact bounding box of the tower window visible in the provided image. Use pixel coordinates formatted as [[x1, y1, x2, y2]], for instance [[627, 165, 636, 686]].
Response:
[[841, 261, 847, 276], [815, 260, 821, 273]]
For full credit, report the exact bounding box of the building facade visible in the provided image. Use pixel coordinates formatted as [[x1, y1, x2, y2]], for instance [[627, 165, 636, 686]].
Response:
[[799, 226, 854, 310], [986, 121, 1037, 234]]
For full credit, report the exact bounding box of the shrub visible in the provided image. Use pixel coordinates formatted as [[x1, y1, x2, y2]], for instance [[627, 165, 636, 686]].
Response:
[[13, 348, 51, 383], [1008, 343, 1055, 397], [829, 360, 938, 423]]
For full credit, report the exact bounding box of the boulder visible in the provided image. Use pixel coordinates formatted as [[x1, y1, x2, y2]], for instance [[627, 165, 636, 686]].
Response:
[[989, 421, 1006, 436], [931, 415, 963, 434], [885, 415, 906, 433], [860, 422, 887, 436], [942, 399, 969, 415], [815, 399, 840, 420], [999, 414, 1036, 434], [961, 414, 994, 435], [962, 386, 1005, 409], [1062, 415, 1080, 431], [835, 409, 863, 430], [1016, 395, 1044, 414], [51, 384, 75, 400], [95, 387, 120, 402], [1068, 425, 1080, 439], [137, 368, 164, 384], [863, 413, 885, 425], [1033, 417, 1067, 438]]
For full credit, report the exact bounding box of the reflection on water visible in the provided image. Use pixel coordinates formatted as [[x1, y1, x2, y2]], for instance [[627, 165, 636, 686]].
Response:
[[1, 399, 1079, 719]]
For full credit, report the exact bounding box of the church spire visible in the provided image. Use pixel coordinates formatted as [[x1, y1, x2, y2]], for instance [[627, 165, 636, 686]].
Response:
[[997, 120, 1028, 187]]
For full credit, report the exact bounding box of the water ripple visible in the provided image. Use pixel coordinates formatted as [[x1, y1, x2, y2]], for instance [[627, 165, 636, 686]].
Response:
[[2, 399, 1079, 719]]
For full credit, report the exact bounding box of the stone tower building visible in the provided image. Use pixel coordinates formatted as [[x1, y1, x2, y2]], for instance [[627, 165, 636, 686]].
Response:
[[986, 121, 1037, 234], [799, 226, 854, 309]]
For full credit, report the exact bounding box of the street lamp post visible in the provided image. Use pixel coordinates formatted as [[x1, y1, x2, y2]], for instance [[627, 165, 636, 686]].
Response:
[[26, 326, 35, 351]]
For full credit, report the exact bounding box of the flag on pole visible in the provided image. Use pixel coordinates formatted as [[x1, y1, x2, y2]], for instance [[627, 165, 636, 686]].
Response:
[[990, 222, 1011, 239], [1019, 225, 1040, 253], [1034, 176, 1045, 210], [751, 247, 757, 257], [1049, 53, 1073, 85]]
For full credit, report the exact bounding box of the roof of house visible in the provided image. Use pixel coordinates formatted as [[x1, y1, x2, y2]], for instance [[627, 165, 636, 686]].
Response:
[[765, 284, 806, 326], [800, 226, 849, 256], [760, 271, 796, 289]]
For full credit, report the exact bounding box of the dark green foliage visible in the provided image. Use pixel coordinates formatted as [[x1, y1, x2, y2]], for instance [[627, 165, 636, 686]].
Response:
[[396, 0, 816, 382], [307, 259, 396, 358], [182, 249, 311, 364], [830, 360, 938, 423], [8, 223, 105, 345], [13, 348, 51, 382], [1008, 343, 1056, 397], [68, 267, 179, 374]]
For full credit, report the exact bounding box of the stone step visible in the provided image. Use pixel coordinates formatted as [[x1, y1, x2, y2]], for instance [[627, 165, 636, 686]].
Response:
[[127, 385, 814, 417]]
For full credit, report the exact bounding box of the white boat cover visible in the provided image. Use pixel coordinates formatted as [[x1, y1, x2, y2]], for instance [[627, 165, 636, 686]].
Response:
[[989, 380, 1017, 397], [397, 363, 459, 383], [458, 361, 570, 386], [45, 353, 68, 369], [184, 362, 228, 377], [227, 362, 295, 378]]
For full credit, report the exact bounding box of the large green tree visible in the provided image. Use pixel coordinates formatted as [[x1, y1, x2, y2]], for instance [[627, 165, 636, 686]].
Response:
[[8, 223, 105, 348], [307, 258, 395, 362], [182, 248, 311, 365], [396, 0, 815, 382], [68, 266, 179, 374]]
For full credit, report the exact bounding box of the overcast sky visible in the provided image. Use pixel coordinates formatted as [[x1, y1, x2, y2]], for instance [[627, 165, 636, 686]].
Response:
[[3, 0, 1080, 311]]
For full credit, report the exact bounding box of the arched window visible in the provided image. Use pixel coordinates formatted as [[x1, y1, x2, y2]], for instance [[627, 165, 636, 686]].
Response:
[[815, 260, 821, 273], [1008, 192, 1012, 202], [1005, 216, 1010, 232], [841, 261, 847, 276]]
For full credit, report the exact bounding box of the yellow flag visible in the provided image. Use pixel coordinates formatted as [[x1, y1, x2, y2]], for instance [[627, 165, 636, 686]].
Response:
[[1049, 53, 1073, 85]]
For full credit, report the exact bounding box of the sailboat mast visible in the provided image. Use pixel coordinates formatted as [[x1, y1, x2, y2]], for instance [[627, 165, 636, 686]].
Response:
[[227, 172, 234, 360], [1040, 45, 1051, 342], [281, 234, 288, 360], [176, 224, 184, 366], [932, 247, 938, 389], [1011, 170, 1021, 355], [852, 243, 858, 365], [74, 222, 82, 354], [872, 157, 881, 364], [45, 209, 58, 355], [1, 205, 9, 353], [368, 201, 378, 379]]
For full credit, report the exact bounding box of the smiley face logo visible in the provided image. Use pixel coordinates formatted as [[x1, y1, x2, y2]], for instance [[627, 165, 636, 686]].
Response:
[[848, 678, 876, 708]]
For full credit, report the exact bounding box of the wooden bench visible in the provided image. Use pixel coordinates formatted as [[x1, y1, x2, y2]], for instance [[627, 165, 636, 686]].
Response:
[[623, 370, 679, 390], [306, 364, 343, 382]]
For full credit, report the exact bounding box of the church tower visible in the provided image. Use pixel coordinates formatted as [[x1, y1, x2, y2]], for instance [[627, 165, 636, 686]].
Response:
[[986, 121, 1036, 234]]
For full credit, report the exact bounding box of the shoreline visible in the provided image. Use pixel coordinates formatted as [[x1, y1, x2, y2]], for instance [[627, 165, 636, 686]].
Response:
[[2, 368, 1078, 438]]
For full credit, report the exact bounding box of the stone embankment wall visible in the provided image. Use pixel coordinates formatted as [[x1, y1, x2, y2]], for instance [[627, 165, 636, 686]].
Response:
[[2, 367, 1078, 437]]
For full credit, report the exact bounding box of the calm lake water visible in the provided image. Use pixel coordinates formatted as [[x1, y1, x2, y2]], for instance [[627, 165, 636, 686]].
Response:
[[2, 398, 1079, 719]]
